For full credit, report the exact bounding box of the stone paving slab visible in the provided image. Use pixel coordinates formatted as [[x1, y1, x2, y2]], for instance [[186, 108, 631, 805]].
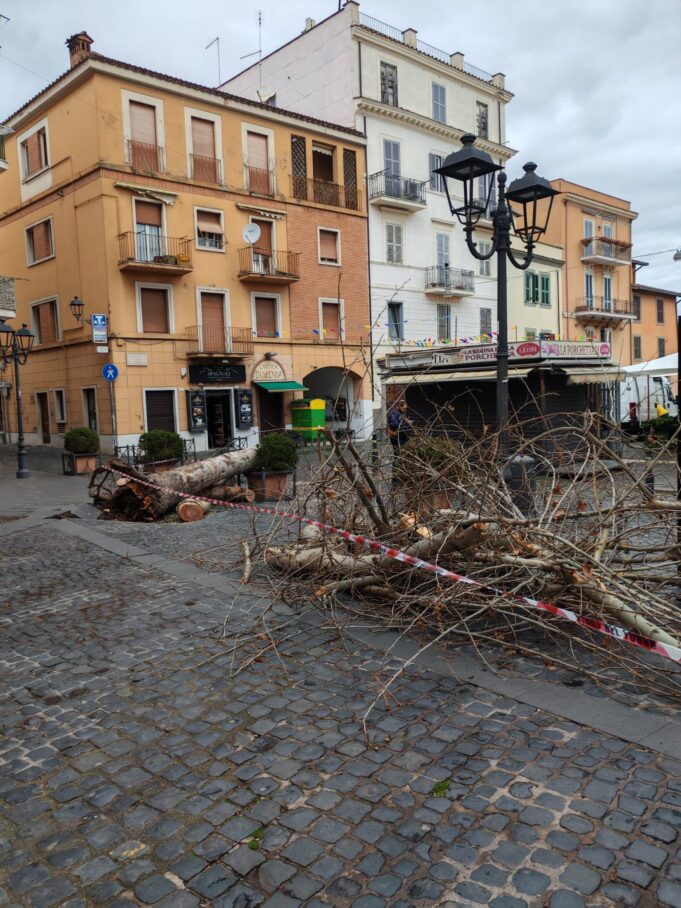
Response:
[[3, 523, 681, 906]]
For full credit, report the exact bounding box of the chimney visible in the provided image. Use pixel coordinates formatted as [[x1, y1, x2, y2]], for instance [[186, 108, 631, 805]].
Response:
[[303, 18, 316, 32], [66, 32, 94, 67]]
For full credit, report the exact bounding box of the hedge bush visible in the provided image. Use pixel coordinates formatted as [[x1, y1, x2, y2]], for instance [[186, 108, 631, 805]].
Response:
[[139, 430, 183, 463], [64, 426, 100, 454], [253, 432, 299, 472]]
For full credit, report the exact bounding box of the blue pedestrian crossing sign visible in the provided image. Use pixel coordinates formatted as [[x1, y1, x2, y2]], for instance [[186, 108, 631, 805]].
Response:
[[102, 363, 119, 381]]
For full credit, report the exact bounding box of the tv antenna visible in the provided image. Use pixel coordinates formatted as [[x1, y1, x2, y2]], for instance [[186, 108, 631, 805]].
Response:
[[240, 10, 263, 85], [205, 36, 221, 86]]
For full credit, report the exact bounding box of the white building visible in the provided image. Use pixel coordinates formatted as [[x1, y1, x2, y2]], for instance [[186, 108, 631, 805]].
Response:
[[224, 1, 515, 427]]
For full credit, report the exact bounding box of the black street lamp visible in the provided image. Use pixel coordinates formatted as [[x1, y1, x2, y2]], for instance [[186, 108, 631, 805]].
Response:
[[0, 319, 35, 478], [435, 135, 559, 454], [69, 296, 85, 322]]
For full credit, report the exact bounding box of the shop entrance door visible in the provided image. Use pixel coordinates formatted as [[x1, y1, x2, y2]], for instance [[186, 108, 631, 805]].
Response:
[[256, 387, 284, 432], [36, 392, 51, 444], [206, 390, 233, 449]]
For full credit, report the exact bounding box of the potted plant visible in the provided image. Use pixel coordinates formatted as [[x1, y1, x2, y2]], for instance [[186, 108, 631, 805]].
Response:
[[247, 432, 299, 501], [63, 426, 100, 475], [395, 435, 464, 513], [139, 429, 184, 473]]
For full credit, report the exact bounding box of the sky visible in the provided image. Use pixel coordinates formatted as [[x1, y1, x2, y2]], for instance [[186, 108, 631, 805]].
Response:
[[1, 0, 680, 291]]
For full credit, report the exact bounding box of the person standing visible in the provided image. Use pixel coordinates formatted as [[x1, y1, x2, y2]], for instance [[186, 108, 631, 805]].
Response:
[[387, 398, 414, 452]]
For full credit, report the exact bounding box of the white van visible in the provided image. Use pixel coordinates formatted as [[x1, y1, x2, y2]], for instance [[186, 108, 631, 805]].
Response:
[[619, 374, 678, 427]]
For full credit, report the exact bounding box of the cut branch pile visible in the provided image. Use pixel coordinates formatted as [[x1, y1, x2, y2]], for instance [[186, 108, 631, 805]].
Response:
[[259, 419, 681, 703]]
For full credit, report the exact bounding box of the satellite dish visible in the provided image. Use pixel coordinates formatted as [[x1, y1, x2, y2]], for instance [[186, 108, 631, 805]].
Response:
[[242, 223, 262, 246]]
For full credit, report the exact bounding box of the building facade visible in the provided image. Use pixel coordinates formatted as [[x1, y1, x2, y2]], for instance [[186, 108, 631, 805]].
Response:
[[224, 1, 514, 426], [542, 179, 638, 365], [0, 34, 370, 452], [507, 238, 564, 343], [630, 282, 679, 365]]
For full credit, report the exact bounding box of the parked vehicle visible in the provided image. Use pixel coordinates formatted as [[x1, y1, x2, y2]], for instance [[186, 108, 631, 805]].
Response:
[[619, 374, 678, 429]]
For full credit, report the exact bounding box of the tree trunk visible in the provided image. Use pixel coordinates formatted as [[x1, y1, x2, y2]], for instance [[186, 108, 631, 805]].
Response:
[[97, 450, 256, 520], [205, 484, 256, 503], [177, 499, 211, 522]]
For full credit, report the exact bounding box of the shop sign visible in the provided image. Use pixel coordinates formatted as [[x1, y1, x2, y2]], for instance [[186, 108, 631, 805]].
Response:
[[186, 390, 207, 431], [188, 363, 247, 384], [428, 340, 611, 368], [234, 389, 254, 428], [252, 359, 286, 382], [91, 314, 108, 344]]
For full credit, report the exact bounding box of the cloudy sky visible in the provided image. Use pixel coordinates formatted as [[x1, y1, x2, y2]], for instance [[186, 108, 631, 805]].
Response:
[[1, 0, 680, 289]]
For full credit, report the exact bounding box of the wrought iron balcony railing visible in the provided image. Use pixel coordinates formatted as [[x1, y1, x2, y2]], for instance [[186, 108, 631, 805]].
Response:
[[580, 238, 631, 263], [368, 171, 427, 206], [127, 139, 166, 173], [186, 325, 254, 356], [117, 232, 193, 271], [190, 153, 223, 184], [575, 296, 633, 316], [238, 247, 300, 281], [425, 265, 475, 293], [247, 166, 274, 195], [290, 176, 362, 211]]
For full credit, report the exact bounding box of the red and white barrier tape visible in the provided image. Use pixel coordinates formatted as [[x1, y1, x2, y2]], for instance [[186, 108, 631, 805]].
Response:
[[109, 468, 681, 666]]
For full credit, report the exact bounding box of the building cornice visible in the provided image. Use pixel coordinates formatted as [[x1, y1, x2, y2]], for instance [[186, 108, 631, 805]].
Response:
[[357, 99, 516, 161], [560, 192, 638, 222]]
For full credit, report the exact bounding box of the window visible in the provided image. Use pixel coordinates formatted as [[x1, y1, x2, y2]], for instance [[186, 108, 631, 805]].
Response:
[[436, 232, 450, 285], [476, 102, 489, 139], [145, 390, 176, 432], [254, 295, 278, 337], [319, 229, 340, 264], [432, 83, 446, 123], [31, 299, 59, 344], [291, 135, 307, 199], [380, 62, 398, 106], [26, 218, 54, 264], [200, 291, 226, 353], [524, 271, 539, 305], [54, 389, 66, 425], [583, 218, 594, 255], [429, 153, 444, 192], [437, 304, 451, 341], [603, 272, 612, 310], [190, 116, 218, 182], [540, 273, 551, 307], [480, 308, 492, 338], [478, 241, 491, 276], [246, 131, 271, 194], [21, 127, 48, 179], [600, 328, 612, 344], [656, 298, 664, 324], [383, 140, 401, 196], [195, 209, 224, 250], [139, 286, 171, 333], [387, 301, 403, 341], [476, 172, 496, 216], [585, 328, 595, 341], [321, 300, 341, 341], [251, 219, 273, 273], [584, 272, 594, 307], [632, 293, 641, 321], [311, 144, 339, 205], [658, 337, 666, 358], [129, 101, 161, 170], [386, 224, 403, 264], [601, 220, 613, 256], [82, 388, 98, 432], [633, 336, 642, 361], [343, 149, 359, 210], [134, 200, 163, 261]]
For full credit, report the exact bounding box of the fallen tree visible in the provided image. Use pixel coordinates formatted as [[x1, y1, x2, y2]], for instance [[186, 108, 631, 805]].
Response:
[[89, 448, 256, 520]]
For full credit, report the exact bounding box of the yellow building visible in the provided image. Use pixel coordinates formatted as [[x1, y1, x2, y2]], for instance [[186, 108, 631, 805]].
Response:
[[507, 237, 564, 343], [0, 34, 371, 453], [543, 179, 637, 365]]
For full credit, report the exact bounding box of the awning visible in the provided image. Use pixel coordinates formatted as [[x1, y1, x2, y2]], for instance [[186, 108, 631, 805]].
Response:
[[255, 381, 307, 392], [387, 368, 533, 385], [567, 369, 625, 385]]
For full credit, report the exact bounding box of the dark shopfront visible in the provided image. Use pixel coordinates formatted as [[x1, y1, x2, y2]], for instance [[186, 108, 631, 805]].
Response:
[[187, 363, 249, 449]]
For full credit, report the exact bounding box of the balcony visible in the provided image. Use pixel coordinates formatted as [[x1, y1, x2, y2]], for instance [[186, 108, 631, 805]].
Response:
[[127, 139, 166, 173], [291, 176, 362, 211], [247, 166, 274, 195], [237, 247, 300, 284], [0, 134, 7, 172], [186, 325, 254, 357], [580, 238, 631, 266], [187, 325, 253, 357], [368, 171, 427, 211], [425, 266, 475, 296], [574, 297, 634, 326], [118, 232, 193, 274], [190, 153, 223, 184]]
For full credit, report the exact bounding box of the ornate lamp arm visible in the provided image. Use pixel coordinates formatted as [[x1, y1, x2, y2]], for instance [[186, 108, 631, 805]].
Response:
[[463, 226, 497, 261], [507, 241, 536, 271]]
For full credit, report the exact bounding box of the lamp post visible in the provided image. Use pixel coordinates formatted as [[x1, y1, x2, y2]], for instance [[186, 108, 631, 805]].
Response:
[[435, 135, 559, 455], [0, 320, 35, 478]]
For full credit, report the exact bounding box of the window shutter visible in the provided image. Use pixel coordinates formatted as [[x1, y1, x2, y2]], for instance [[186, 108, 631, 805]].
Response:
[[255, 297, 277, 336], [343, 149, 358, 208], [255, 220, 273, 253], [129, 101, 157, 144], [429, 153, 439, 190], [291, 135, 307, 198], [25, 132, 43, 176], [386, 225, 402, 263], [247, 132, 268, 170], [145, 390, 176, 432], [541, 274, 550, 305], [322, 302, 340, 337], [191, 117, 215, 158], [37, 301, 57, 344], [201, 293, 225, 329], [319, 230, 338, 261], [532, 273, 539, 302], [196, 210, 223, 234], [30, 221, 52, 261], [140, 288, 169, 333], [135, 201, 163, 227]]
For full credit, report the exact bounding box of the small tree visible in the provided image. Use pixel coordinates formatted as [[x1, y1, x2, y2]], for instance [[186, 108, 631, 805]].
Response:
[[253, 432, 299, 473], [64, 426, 100, 454], [139, 430, 183, 464]]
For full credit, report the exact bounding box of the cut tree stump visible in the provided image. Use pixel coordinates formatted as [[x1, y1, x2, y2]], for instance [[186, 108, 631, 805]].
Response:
[[177, 499, 211, 522], [205, 484, 256, 503]]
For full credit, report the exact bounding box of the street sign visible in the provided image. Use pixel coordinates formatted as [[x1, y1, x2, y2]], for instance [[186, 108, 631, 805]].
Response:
[[91, 313, 108, 344], [102, 363, 119, 381]]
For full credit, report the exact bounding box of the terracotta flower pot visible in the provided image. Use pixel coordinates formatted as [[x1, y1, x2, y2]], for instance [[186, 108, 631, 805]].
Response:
[[246, 470, 293, 501]]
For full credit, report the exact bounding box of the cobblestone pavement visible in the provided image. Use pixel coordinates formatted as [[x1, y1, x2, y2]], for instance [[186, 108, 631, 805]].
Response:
[[3, 520, 681, 907]]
